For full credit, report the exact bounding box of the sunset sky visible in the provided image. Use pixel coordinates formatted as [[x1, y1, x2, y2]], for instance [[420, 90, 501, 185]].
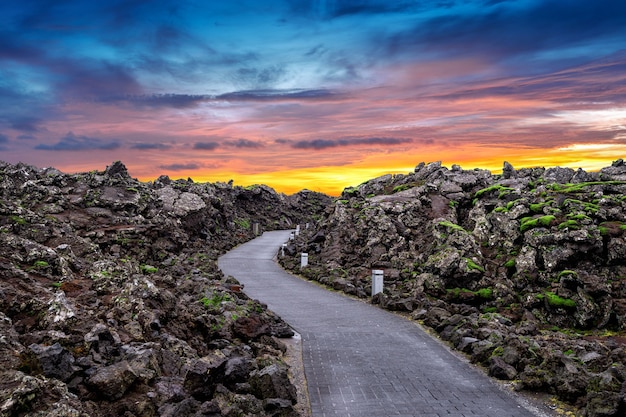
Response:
[[1, 0, 626, 195]]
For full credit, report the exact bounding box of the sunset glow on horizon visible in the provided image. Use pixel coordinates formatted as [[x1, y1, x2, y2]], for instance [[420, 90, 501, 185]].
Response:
[[2, 1, 625, 196]]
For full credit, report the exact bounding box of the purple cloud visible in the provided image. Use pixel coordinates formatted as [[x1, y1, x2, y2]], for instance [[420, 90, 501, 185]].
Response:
[[287, 136, 413, 150], [193, 141, 220, 151], [35, 132, 120, 151]]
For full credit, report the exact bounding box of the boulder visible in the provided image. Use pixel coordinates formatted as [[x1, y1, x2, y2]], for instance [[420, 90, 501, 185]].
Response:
[[489, 357, 518, 380], [87, 360, 137, 400], [250, 364, 297, 404], [28, 343, 75, 382]]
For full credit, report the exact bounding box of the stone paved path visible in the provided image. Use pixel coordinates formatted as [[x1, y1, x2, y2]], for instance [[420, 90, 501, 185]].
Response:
[[218, 230, 548, 417]]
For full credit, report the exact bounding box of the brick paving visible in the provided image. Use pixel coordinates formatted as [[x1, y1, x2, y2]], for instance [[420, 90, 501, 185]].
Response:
[[218, 230, 549, 417]]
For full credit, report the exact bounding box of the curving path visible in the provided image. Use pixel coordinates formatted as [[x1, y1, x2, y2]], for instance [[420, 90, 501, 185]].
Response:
[[218, 230, 548, 417]]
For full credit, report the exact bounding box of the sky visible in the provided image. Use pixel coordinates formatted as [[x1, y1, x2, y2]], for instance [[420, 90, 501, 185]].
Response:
[[1, 0, 626, 195]]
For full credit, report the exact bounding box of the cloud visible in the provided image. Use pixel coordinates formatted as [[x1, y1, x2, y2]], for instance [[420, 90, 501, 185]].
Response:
[[130, 142, 172, 150], [232, 65, 287, 89], [0, 133, 8, 143], [215, 88, 343, 101], [427, 52, 626, 105], [159, 163, 201, 171], [224, 139, 263, 148], [35, 132, 120, 151], [286, 136, 413, 150], [381, 0, 626, 68], [193, 141, 220, 151], [59, 61, 143, 100], [10, 116, 42, 132], [120, 94, 210, 109], [111, 89, 344, 109]]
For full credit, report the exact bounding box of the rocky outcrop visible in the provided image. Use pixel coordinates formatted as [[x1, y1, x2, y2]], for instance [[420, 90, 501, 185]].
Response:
[[0, 161, 330, 417], [280, 160, 626, 416]]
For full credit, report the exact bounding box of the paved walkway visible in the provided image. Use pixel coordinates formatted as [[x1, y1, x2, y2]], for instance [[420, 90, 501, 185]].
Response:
[[218, 230, 547, 417]]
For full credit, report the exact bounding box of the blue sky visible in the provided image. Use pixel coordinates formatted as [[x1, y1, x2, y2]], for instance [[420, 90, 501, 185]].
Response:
[[1, 0, 626, 193]]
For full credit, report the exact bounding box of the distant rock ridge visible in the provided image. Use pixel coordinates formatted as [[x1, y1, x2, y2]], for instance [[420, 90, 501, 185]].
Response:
[[280, 159, 626, 417], [0, 160, 330, 417]]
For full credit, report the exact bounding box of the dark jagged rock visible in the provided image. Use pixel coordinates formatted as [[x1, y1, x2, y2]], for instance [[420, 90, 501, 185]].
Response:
[[0, 160, 330, 416], [280, 160, 626, 416]]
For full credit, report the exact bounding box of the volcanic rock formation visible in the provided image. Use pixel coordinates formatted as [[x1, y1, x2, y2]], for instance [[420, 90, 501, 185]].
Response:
[[0, 161, 330, 417], [280, 160, 626, 417]]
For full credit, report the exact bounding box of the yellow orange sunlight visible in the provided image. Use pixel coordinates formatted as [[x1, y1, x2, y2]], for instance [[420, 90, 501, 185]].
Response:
[[132, 142, 626, 196]]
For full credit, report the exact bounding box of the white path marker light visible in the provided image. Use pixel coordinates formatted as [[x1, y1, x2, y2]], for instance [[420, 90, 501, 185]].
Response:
[[372, 270, 384, 296]]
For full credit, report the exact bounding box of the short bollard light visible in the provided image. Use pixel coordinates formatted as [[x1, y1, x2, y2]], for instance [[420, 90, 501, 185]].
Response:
[[372, 269, 384, 296], [301, 252, 308, 268]]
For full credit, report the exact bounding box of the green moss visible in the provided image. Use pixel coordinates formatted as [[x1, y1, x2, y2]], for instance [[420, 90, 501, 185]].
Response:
[[551, 181, 626, 193], [438, 220, 466, 233], [558, 220, 579, 230], [392, 184, 411, 193], [10, 215, 27, 225], [493, 206, 508, 213], [201, 293, 232, 309], [520, 215, 556, 232], [544, 291, 576, 308], [234, 218, 251, 229], [504, 259, 516, 268], [558, 270, 577, 279], [446, 287, 493, 300], [491, 346, 504, 357], [475, 288, 493, 299], [464, 258, 485, 273], [33, 260, 49, 269], [483, 306, 497, 313], [140, 264, 158, 274], [529, 203, 546, 213], [566, 213, 590, 221], [474, 184, 514, 199]]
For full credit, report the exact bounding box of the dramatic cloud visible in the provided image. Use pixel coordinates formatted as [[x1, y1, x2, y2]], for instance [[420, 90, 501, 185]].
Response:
[[383, 0, 626, 68], [159, 163, 201, 171], [193, 142, 220, 151], [120, 94, 210, 109], [224, 139, 264, 148], [130, 143, 172, 150], [10, 116, 42, 132], [35, 132, 120, 151], [288, 137, 413, 150], [215, 89, 343, 101]]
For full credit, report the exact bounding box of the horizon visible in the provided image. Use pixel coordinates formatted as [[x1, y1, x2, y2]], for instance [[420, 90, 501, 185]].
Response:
[[1, 0, 625, 196], [5, 157, 621, 197]]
